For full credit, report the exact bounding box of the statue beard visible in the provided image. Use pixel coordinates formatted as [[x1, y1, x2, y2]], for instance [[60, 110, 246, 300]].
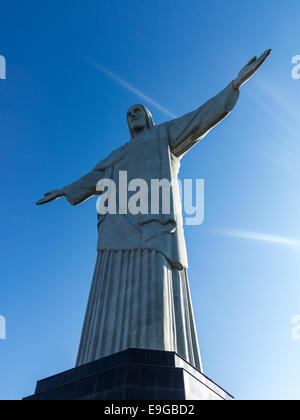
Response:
[[129, 119, 147, 133]]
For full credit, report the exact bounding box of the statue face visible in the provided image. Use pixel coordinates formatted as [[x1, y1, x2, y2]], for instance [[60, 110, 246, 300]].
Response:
[[127, 105, 148, 132]]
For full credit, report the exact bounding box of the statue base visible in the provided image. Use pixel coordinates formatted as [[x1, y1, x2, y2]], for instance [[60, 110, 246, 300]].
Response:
[[23, 348, 233, 400]]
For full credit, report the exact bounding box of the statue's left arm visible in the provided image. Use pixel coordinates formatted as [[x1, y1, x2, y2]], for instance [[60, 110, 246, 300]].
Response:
[[168, 81, 239, 157], [169, 49, 271, 158]]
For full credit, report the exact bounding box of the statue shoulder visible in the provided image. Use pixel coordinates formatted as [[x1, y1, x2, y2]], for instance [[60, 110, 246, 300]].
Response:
[[94, 141, 131, 171]]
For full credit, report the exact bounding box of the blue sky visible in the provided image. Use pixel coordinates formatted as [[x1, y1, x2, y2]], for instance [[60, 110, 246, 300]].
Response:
[[0, 0, 300, 400]]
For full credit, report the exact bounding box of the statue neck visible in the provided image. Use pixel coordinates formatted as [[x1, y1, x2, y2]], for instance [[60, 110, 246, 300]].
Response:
[[131, 125, 148, 138]]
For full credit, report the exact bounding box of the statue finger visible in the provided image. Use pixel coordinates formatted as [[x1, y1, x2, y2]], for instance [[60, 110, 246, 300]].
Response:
[[246, 56, 257, 66], [36, 197, 49, 205], [256, 49, 272, 67]]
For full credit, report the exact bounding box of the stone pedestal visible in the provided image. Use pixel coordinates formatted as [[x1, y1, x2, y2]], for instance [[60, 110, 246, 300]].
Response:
[[24, 348, 233, 400]]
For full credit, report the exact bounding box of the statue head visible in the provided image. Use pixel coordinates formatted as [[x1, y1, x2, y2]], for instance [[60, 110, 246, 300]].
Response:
[[127, 104, 155, 138]]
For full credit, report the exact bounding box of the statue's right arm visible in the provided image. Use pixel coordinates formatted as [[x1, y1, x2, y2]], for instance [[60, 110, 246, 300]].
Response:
[[36, 167, 105, 206], [36, 142, 129, 206], [61, 167, 106, 206]]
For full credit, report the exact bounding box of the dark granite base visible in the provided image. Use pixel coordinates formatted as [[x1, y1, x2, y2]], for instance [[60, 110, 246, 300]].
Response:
[[24, 348, 233, 400]]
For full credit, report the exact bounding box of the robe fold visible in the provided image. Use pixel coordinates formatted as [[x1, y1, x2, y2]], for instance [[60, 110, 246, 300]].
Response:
[[62, 81, 239, 371]]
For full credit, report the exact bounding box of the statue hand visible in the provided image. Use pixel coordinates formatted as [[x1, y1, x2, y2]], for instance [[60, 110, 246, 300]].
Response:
[[233, 49, 272, 89], [36, 189, 64, 205]]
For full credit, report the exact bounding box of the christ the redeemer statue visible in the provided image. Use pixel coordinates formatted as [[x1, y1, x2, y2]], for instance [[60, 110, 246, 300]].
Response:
[[37, 50, 271, 372]]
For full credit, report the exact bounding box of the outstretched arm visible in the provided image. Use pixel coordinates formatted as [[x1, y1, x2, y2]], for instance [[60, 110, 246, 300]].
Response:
[[36, 167, 105, 206], [169, 49, 271, 158], [36, 141, 130, 206]]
